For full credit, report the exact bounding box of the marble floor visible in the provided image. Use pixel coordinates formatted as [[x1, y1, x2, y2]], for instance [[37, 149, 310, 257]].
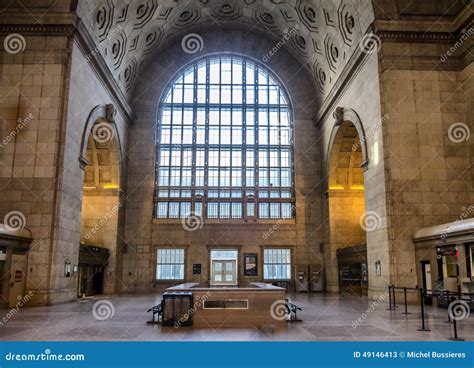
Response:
[[0, 293, 472, 341]]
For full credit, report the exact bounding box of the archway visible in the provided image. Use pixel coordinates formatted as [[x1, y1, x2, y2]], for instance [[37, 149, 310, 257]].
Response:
[[78, 114, 122, 297], [326, 110, 369, 296]]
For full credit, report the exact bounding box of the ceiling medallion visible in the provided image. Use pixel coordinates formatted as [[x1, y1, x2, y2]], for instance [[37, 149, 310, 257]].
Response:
[[304, 6, 316, 22]]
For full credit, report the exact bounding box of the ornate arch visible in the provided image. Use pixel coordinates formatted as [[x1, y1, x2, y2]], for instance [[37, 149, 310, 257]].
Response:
[[78, 104, 125, 189], [327, 106, 369, 174]]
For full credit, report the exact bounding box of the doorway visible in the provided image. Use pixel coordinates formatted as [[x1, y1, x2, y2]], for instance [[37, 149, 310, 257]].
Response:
[[210, 250, 238, 285], [8, 254, 27, 308], [421, 261, 432, 305]]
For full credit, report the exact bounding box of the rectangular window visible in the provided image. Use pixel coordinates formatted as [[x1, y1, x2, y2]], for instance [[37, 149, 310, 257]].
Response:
[[156, 248, 185, 280], [220, 203, 230, 218], [208, 202, 218, 218], [259, 202, 269, 218], [263, 248, 291, 280], [156, 202, 168, 218], [231, 203, 242, 218]]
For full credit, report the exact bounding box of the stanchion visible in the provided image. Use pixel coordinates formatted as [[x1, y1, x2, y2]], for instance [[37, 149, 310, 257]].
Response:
[[448, 315, 465, 341], [386, 285, 394, 310], [402, 287, 411, 315], [392, 285, 398, 309], [444, 290, 452, 323], [417, 288, 430, 332]]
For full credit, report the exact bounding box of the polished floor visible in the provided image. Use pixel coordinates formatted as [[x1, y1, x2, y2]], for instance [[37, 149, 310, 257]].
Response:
[[0, 293, 472, 341]]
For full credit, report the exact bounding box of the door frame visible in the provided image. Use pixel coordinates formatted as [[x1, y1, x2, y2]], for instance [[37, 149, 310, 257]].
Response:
[[209, 248, 239, 286]]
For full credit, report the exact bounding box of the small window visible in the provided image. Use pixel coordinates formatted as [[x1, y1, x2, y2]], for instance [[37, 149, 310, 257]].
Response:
[[264, 248, 291, 280], [156, 248, 185, 280]]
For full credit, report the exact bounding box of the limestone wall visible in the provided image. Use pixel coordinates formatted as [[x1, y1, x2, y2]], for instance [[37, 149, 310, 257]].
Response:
[[0, 30, 130, 305]]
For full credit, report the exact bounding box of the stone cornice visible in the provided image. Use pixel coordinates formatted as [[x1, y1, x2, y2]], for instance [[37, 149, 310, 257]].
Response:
[[0, 23, 77, 35], [377, 30, 456, 43], [73, 22, 135, 125]]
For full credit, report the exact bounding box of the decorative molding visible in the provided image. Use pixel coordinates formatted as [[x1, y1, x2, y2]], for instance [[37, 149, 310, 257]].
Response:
[[326, 106, 369, 172], [73, 22, 135, 124], [78, 104, 123, 172], [315, 25, 374, 127], [0, 24, 77, 35], [377, 30, 456, 43]]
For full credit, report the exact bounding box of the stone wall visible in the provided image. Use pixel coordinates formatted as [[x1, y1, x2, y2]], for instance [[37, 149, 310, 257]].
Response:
[[319, 51, 389, 296], [0, 27, 130, 305], [0, 32, 72, 305], [379, 38, 473, 292], [122, 30, 323, 292]]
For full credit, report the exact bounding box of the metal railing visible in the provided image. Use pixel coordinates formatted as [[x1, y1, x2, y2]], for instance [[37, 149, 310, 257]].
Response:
[[387, 285, 473, 341]]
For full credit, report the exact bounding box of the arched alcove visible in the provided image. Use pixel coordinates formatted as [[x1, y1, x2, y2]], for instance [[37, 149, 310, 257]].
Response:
[[77, 105, 124, 296], [325, 107, 369, 295]]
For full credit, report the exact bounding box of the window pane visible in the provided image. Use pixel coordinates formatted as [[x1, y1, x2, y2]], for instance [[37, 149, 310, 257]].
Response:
[[156, 56, 294, 219], [156, 249, 185, 280]]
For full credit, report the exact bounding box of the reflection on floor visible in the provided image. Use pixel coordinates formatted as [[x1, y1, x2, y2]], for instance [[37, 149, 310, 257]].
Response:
[[0, 293, 472, 341]]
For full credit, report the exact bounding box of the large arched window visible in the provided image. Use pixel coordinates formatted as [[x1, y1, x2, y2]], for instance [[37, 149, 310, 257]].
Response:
[[155, 55, 294, 219]]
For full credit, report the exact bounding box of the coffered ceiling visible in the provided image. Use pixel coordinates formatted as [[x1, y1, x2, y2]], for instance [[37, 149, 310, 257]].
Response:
[[76, 0, 374, 101]]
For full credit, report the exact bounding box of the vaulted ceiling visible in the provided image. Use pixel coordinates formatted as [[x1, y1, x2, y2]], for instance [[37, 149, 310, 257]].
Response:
[[76, 0, 374, 102]]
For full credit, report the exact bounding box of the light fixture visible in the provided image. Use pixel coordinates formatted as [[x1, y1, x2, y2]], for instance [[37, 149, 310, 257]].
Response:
[[64, 260, 72, 277], [375, 260, 381, 276], [103, 183, 120, 189]]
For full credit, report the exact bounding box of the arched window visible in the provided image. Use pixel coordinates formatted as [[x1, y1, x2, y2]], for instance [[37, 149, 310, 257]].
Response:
[[155, 55, 294, 219]]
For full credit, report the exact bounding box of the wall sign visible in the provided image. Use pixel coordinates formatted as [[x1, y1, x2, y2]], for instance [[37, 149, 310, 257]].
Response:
[[15, 270, 22, 282], [192, 263, 202, 275], [244, 253, 258, 276]]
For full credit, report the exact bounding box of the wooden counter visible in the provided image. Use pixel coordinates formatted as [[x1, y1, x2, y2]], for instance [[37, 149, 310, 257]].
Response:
[[165, 282, 286, 328]]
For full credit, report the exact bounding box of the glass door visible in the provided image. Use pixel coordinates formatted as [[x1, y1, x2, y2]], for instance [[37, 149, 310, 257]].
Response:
[[210, 250, 238, 285]]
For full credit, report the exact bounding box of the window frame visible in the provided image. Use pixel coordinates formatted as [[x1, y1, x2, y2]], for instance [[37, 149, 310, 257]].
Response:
[[154, 55, 295, 220], [263, 248, 292, 281], [155, 247, 186, 281]]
